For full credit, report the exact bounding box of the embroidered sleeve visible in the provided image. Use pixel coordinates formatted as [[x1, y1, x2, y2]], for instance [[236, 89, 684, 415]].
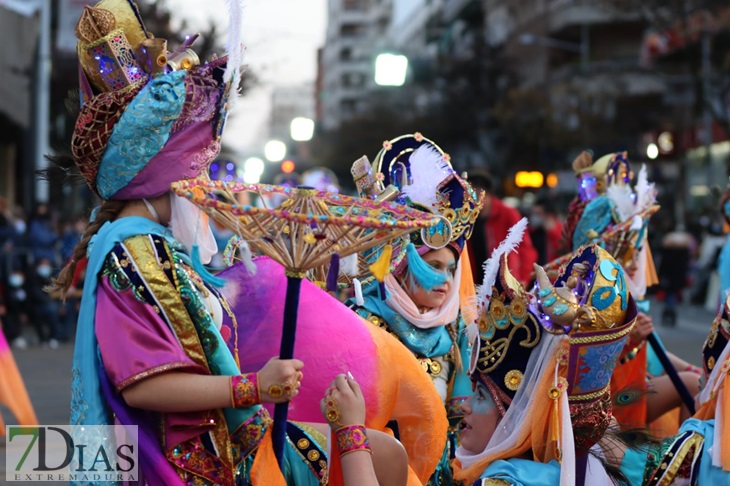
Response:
[[96, 240, 205, 391]]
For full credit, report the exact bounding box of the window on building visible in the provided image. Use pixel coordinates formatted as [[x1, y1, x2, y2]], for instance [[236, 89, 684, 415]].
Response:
[[340, 23, 366, 38], [343, 0, 367, 11]]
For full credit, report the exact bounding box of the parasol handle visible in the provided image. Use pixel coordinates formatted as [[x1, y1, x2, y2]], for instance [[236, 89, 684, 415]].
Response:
[[647, 332, 696, 415], [272, 274, 303, 467], [576, 453, 588, 486]]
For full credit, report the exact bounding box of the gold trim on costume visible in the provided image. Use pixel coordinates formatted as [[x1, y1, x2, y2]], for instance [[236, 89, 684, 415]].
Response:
[[123, 235, 235, 473], [655, 433, 704, 486], [568, 323, 633, 345], [116, 361, 197, 391]]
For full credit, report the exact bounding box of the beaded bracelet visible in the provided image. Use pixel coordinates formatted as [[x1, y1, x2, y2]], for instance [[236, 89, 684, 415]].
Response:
[[335, 425, 371, 457], [230, 373, 260, 408], [619, 341, 646, 365]]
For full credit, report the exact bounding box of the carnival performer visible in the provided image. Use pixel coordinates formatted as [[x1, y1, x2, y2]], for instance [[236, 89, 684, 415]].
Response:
[[454, 221, 640, 486], [565, 151, 700, 435], [614, 293, 730, 485], [344, 133, 483, 485], [52, 1, 411, 484]]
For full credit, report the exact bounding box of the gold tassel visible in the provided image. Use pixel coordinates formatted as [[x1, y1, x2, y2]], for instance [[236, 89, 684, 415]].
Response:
[[369, 243, 393, 282]]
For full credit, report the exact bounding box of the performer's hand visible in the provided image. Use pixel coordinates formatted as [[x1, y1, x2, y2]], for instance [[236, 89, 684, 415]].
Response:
[[321, 373, 366, 429], [258, 357, 303, 404], [631, 313, 654, 343]]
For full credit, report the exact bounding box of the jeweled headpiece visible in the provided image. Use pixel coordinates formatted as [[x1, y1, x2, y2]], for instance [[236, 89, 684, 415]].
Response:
[[354, 133, 484, 253], [71, 0, 242, 201], [537, 244, 637, 451], [573, 151, 632, 203], [469, 251, 541, 416]]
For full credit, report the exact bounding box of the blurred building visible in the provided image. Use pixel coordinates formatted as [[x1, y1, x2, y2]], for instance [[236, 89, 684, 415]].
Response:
[[0, 0, 93, 216], [318, 0, 392, 130], [0, 1, 42, 211], [270, 83, 316, 140]]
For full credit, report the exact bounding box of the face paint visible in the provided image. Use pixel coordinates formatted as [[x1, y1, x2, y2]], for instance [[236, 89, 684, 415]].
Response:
[[470, 382, 496, 415]]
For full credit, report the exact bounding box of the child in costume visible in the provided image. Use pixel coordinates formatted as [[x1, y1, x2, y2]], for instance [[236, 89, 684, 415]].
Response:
[[345, 133, 483, 485], [454, 221, 639, 486], [566, 151, 700, 434], [55, 1, 412, 484]]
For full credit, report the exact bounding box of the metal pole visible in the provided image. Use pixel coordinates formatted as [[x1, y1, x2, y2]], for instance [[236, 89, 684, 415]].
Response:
[[34, 0, 51, 203]]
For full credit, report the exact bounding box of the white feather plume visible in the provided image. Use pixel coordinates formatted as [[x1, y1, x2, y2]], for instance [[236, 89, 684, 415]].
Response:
[[465, 322, 480, 344], [223, 0, 244, 104], [635, 164, 656, 211], [607, 185, 636, 223], [400, 145, 452, 209], [475, 217, 529, 313]]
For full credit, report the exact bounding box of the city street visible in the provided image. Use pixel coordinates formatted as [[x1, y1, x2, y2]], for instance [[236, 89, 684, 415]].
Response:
[[0, 299, 719, 483]]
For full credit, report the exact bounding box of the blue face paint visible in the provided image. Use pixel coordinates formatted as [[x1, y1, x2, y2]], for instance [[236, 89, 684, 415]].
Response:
[[404, 243, 448, 291], [470, 382, 496, 415]]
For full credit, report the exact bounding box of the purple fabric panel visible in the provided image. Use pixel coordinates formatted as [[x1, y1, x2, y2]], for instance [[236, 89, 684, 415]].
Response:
[[95, 276, 203, 390], [100, 367, 183, 486], [111, 120, 217, 200], [219, 257, 379, 423]]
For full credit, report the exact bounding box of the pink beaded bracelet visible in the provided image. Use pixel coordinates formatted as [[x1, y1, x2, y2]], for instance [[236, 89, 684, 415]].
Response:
[[335, 425, 371, 457], [230, 373, 260, 408]]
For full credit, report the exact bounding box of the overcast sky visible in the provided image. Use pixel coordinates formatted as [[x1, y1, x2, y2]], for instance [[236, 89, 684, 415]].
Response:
[[168, 0, 327, 155]]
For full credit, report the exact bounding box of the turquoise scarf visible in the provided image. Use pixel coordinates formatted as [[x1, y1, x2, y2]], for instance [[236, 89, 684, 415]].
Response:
[[357, 280, 454, 358]]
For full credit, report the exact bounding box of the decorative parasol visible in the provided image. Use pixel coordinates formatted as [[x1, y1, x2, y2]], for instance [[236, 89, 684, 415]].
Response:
[[171, 178, 439, 465]]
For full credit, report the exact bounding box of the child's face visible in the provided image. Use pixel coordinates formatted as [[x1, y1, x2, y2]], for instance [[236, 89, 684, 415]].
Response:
[[458, 382, 501, 454], [404, 247, 456, 310]]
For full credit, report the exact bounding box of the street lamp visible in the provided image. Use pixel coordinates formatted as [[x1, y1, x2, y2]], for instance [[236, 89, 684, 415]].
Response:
[[290, 117, 315, 142], [243, 157, 265, 184], [646, 143, 659, 160], [264, 140, 287, 162], [374, 53, 408, 87]]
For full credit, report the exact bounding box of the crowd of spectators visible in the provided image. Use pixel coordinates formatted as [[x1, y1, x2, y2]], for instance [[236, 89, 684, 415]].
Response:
[[0, 198, 85, 349]]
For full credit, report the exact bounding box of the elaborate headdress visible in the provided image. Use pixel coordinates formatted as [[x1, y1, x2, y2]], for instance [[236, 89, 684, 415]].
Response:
[[348, 133, 483, 306], [352, 133, 483, 254], [573, 151, 632, 203], [538, 245, 637, 452], [468, 218, 540, 416], [456, 236, 637, 485], [71, 0, 241, 200]]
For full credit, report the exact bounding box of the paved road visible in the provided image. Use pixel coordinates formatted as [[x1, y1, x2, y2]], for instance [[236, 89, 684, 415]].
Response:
[[0, 299, 719, 483]]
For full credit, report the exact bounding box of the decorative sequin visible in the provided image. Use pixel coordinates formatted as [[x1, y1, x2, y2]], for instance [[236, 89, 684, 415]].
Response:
[[504, 370, 523, 391]]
